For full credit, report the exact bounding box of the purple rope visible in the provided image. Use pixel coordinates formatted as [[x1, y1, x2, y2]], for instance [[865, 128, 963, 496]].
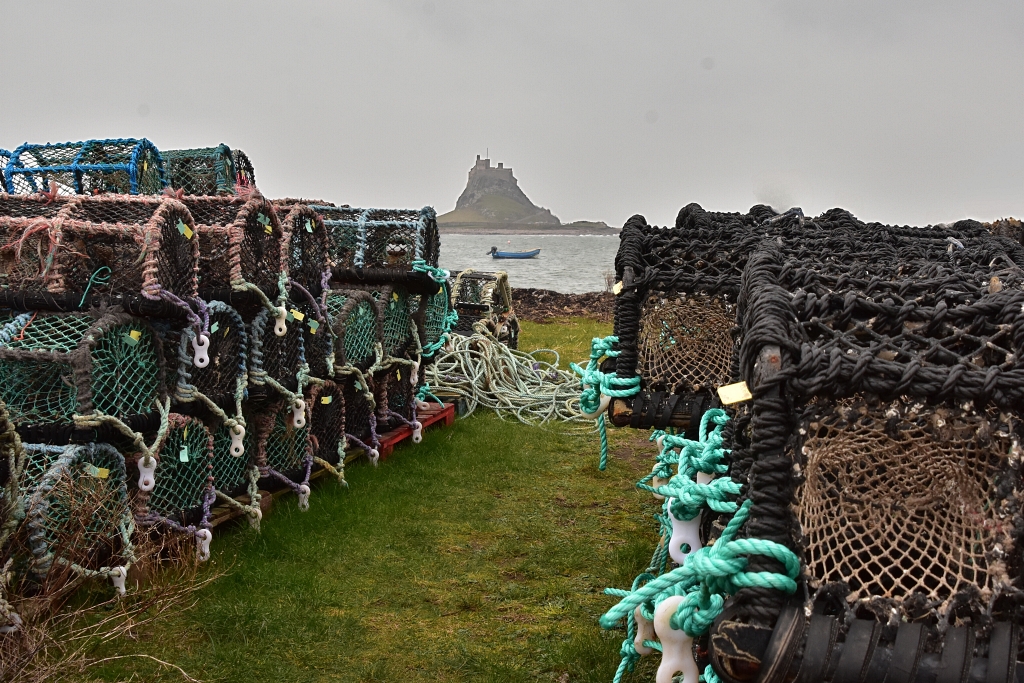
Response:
[[288, 278, 327, 321]]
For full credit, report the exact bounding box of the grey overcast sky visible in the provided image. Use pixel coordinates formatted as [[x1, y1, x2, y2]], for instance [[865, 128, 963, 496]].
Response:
[[1, 1, 1021, 227]]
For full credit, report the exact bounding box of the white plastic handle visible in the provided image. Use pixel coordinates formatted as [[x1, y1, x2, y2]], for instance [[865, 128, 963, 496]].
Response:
[[368, 448, 380, 465], [667, 496, 703, 567], [579, 392, 611, 420], [274, 306, 288, 337], [195, 529, 212, 562], [410, 361, 420, 386], [109, 566, 128, 597], [634, 606, 657, 656], [291, 399, 306, 429], [654, 595, 698, 683], [137, 456, 156, 492], [297, 484, 310, 511], [191, 334, 210, 368], [411, 421, 423, 443], [415, 399, 431, 412], [229, 424, 245, 457], [656, 434, 666, 452]]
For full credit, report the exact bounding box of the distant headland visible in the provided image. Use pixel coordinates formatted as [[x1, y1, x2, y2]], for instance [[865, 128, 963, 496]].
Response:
[[437, 155, 618, 235]]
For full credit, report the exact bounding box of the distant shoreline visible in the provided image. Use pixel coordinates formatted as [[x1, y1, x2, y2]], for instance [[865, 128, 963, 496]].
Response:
[[439, 222, 620, 236]]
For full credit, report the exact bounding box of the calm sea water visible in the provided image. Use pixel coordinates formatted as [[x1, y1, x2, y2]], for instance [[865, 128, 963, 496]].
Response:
[[438, 234, 621, 293]]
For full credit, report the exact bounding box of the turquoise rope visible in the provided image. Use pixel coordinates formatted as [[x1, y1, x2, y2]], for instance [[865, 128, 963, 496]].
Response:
[[410, 259, 449, 283], [600, 411, 801, 682], [570, 336, 640, 470], [416, 382, 444, 407], [79, 266, 112, 307]]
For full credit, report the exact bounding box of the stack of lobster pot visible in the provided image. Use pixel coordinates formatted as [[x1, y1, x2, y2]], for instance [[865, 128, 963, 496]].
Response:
[[306, 204, 451, 461], [448, 269, 517, 348], [597, 205, 1024, 683]]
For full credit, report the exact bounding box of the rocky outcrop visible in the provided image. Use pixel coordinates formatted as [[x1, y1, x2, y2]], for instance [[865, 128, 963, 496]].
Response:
[[440, 156, 560, 226]]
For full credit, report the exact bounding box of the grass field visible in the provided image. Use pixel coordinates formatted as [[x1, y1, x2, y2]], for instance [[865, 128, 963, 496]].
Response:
[[90, 319, 661, 683]]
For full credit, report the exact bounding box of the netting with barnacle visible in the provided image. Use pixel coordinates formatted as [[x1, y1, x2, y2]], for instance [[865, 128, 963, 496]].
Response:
[[311, 206, 440, 271], [326, 289, 382, 372], [3, 139, 165, 196]]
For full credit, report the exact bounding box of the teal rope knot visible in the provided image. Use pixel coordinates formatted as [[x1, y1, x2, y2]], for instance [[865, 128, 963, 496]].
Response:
[[571, 336, 641, 470], [411, 259, 450, 283], [416, 382, 443, 406], [79, 266, 112, 307]]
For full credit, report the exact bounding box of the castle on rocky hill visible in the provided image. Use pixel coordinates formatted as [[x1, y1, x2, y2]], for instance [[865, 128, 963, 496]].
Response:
[[440, 155, 560, 226]]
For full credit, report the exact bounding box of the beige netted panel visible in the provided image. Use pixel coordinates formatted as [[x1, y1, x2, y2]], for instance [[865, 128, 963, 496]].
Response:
[[796, 397, 1019, 614], [637, 294, 735, 392]]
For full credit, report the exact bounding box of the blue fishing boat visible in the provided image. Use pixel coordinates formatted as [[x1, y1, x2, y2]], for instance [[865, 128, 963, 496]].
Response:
[[488, 246, 540, 259]]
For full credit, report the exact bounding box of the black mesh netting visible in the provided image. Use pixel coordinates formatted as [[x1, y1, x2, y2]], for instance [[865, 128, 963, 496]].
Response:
[[0, 310, 165, 426], [183, 195, 283, 298], [3, 139, 165, 196], [308, 381, 345, 466], [704, 234, 1024, 680], [249, 305, 306, 397], [232, 150, 256, 190], [280, 204, 329, 298], [175, 302, 247, 407], [341, 375, 376, 446], [140, 414, 213, 526], [326, 289, 382, 371], [162, 145, 237, 196], [374, 366, 414, 430], [611, 206, 1022, 402]]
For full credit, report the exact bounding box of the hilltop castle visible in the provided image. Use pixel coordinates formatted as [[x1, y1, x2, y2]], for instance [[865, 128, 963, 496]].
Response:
[[445, 155, 560, 226]]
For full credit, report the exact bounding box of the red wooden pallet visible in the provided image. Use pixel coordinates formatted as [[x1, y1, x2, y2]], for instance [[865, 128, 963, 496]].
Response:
[[376, 402, 455, 460]]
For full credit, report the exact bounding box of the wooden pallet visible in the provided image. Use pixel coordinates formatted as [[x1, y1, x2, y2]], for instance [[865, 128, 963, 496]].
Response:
[[375, 402, 455, 460], [208, 403, 455, 528]]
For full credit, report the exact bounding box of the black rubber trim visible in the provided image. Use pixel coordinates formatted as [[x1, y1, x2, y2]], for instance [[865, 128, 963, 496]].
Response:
[[755, 601, 807, 683], [0, 290, 190, 319], [331, 268, 441, 295], [936, 627, 975, 683], [833, 620, 881, 683], [795, 614, 839, 683], [881, 622, 925, 683], [986, 623, 1018, 683]]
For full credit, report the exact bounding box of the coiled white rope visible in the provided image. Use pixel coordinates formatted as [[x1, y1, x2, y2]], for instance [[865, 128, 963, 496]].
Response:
[[424, 331, 589, 428]]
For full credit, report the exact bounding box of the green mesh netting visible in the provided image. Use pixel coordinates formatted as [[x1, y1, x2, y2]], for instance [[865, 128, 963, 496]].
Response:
[[90, 323, 162, 416], [370, 288, 414, 360], [0, 313, 163, 425], [265, 406, 311, 474], [211, 422, 253, 494], [420, 282, 457, 357], [20, 444, 63, 496], [145, 417, 212, 522], [326, 291, 380, 370], [24, 443, 131, 574], [162, 145, 236, 196]]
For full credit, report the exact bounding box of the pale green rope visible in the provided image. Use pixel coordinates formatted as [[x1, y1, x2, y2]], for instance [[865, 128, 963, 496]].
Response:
[[424, 332, 588, 428]]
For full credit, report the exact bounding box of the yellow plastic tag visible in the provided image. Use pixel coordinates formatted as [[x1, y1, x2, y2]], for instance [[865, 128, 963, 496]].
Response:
[[717, 381, 752, 405], [183, 426, 188, 439], [129, 330, 142, 341], [320, 396, 332, 405], [183, 225, 193, 240], [396, 370, 402, 382], [392, 292, 399, 302], [264, 224, 273, 234], [290, 309, 305, 322], [87, 464, 110, 479], [224, 326, 230, 337], [612, 281, 624, 295]]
